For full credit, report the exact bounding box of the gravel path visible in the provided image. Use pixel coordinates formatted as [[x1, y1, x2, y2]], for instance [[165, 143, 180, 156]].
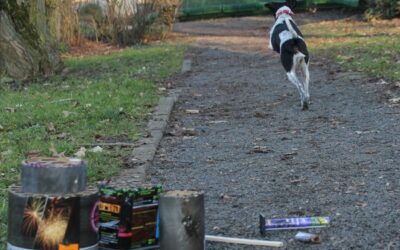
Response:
[[147, 11, 400, 249]]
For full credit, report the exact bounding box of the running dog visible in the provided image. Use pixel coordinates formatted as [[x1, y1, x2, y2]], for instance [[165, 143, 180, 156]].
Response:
[[266, 1, 310, 110]]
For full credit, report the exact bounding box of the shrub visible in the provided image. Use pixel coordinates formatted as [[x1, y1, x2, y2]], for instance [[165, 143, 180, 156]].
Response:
[[94, 0, 182, 45], [79, 3, 104, 41], [364, 0, 400, 19]]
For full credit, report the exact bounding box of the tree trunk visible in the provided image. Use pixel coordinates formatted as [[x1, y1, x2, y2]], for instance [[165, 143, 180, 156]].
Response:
[[0, 0, 63, 81]]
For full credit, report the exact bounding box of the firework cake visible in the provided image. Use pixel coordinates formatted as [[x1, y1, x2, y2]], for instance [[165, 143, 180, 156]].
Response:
[[21, 157, 87, 195], [7, 157, 98, 250]]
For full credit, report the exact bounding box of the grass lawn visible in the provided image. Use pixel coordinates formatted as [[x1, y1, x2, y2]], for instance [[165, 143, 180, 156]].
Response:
[[302, 17, 400, 82], [0, 43, 185, 244]]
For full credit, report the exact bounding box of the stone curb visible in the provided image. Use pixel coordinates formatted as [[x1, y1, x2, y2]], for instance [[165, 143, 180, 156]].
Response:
[[111, 89, 180, 186], [110, 58, 191, 186]]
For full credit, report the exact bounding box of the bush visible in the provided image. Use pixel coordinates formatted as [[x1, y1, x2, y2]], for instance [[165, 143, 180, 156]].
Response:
[[364, 0, 400, 19], [101, 0, 182, 45], [79, 3, 104, 41], [47, 0, 181, 47]]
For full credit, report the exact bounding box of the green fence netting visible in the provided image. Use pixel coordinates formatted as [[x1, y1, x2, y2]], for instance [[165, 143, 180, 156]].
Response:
[[180, 0, 359, 18]]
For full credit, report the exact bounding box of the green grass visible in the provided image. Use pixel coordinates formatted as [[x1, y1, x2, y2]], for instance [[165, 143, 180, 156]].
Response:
[[302, 18, 400, 81], [0, 44, 185, 245]]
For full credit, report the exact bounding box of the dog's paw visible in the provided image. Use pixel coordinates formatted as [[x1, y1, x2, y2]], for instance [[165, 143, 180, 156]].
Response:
[[301, 101, 309, 110]]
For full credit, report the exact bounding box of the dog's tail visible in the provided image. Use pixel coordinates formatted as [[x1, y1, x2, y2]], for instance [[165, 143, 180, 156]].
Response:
[[293, 51, 306, 68], [284, 18, 298, 39]]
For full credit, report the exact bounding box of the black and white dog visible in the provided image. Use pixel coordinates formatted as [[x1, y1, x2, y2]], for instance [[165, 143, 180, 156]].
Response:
[[266, 1, 310, 110]]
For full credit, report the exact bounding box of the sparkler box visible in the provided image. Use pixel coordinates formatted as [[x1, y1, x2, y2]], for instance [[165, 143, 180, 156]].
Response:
[[98, 185, 162, 250]]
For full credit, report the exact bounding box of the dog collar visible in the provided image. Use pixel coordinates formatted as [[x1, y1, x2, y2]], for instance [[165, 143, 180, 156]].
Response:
[[276, 9, 294, 18]]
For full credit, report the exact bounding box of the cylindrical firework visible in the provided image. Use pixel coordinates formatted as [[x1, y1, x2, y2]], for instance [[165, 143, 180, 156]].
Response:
[[21, 157, 87, 194], [7, 185, 99, 250], [159, 190, 205, 250], [295, 232, 321, 244]]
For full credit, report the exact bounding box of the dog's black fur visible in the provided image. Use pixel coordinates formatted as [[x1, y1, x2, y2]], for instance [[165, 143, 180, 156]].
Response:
[[266, 1, 309, 71]]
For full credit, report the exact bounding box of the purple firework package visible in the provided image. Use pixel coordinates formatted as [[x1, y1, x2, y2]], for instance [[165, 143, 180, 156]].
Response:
[[259, 214, 330, 235]]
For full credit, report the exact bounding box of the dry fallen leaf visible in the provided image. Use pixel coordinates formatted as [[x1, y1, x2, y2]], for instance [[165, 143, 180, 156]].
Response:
[[355, 201, 368, 208], [1, 149, 12, 156], [72, 101, 80, 107], [47, 122, 56, 132], [207, 120, 227, 124], [63, 111, 71, 117], [389, 97, 400, 104], [49, 143, 66, 157], [49, 143, 58, 156], [89, 146, 103, 153], [56, 133, 67, 139], [74, 147, 86, 158], [185, 109, 200, 114], [252, 146, 273, 154], [181, 128, 197, 136], [4, 107, 16, 113]]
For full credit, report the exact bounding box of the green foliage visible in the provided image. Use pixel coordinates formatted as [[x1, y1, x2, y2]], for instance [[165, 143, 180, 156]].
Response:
[[0, 44, 186, 246], [364, 0, 400, 19], [58, 41, 69, 53]]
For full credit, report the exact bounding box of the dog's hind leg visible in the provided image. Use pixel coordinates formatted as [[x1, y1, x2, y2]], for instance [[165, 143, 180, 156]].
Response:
[[287, 71, 307, 109], [300, 59, 310, 108]]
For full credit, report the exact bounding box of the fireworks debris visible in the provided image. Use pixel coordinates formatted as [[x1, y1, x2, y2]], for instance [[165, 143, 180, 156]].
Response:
[[295, 232, 321, 244], [219, 193, 232, 200]]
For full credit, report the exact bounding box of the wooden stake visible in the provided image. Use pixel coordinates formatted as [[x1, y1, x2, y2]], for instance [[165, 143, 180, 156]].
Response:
[[206, 235, 284, 247]]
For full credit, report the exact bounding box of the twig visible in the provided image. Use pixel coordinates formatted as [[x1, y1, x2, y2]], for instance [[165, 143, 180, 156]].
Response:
[[50, 98, 73, 103], [80, 142, 145, 147]]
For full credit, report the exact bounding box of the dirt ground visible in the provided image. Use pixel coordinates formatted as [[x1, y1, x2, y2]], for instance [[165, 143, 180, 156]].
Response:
[[147, 10, 400, 249]]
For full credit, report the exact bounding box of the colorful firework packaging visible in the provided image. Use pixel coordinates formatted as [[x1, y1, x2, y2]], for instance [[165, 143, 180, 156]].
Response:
[[259, 214, 331, 236], [98, 185, 162, 250]]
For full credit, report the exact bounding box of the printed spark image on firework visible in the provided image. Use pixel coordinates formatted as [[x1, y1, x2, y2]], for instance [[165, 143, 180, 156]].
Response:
[[22, 198, 47, 236], [23, 197, 74, 250], [35, 209, 70, 249]]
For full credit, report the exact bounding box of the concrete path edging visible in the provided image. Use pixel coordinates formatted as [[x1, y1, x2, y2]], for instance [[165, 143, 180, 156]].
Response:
[[111, 59, 191, 186]]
